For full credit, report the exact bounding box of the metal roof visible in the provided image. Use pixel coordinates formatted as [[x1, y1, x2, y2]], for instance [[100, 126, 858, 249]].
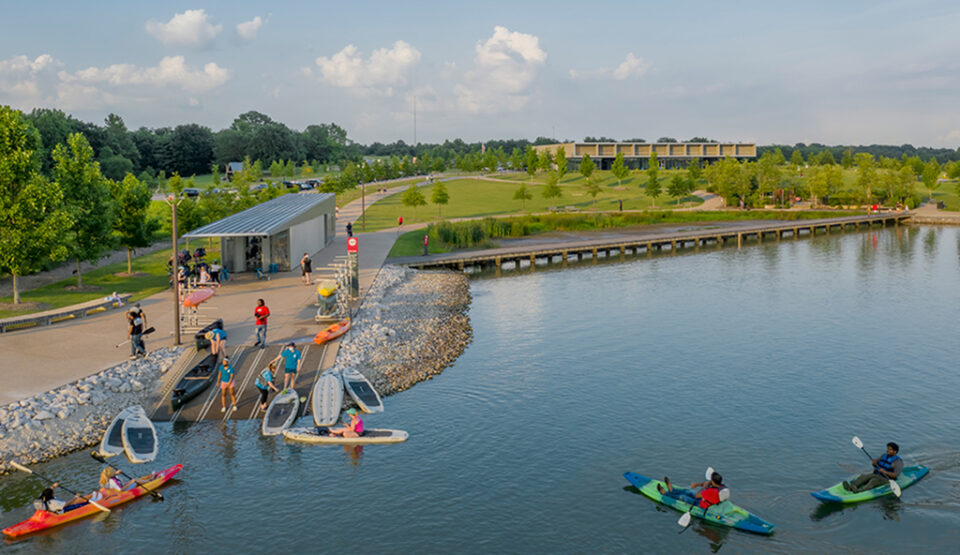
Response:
[[184, 193, 333, 238]]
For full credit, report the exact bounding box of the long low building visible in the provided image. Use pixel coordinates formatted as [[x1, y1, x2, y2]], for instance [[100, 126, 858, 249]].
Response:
[[533, 142, 756, 169]]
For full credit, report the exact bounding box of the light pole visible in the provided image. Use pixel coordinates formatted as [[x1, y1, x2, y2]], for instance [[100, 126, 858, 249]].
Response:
[[165, 195, 183, 345], [361, 181, 366, 231]]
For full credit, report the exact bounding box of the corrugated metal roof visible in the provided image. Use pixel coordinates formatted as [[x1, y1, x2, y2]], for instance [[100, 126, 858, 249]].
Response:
[[184, 193, 333, 238]]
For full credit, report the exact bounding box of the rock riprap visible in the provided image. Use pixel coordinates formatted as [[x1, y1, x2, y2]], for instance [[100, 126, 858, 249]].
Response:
[[332, 265, 472, 398], [0, 348, 182, 473]]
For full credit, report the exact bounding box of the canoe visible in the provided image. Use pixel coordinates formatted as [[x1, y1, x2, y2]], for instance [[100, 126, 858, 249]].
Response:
[[182, 288, 215, 308], [311, 370, 344, 427], [810, 465, 929, 503], [99, 406, 137, 458], [342, 367, 383, 414], [317, 280, 338, 297], [262, 389, 299, 436], [283, 427, 408, 445], [170, 353, 218, 411], [121, 406, 158, 464], [314, 319, 350, 345], [623, 472, 775, 535], [2, 464, 183, 538]]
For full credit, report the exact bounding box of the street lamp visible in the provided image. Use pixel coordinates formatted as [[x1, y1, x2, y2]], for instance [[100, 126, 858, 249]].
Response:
[[165, 195, 183, 345]]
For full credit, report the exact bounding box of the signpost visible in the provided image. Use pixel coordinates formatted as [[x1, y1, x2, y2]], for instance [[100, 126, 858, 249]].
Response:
[[347, 237, 359, 298]]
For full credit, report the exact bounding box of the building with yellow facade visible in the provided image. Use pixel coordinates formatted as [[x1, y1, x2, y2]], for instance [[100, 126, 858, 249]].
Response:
[[533, 141, 756, 170]]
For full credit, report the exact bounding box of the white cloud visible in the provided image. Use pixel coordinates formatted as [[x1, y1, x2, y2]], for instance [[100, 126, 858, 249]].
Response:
[[145, 9, 222, 48], [455, 26, 547, 114], [236, 16, 264, 40], [59, 56, 231, 93], [314, 40, 421, 95], [0, 54, 62, 104], [188, 97, 200, 106], [570, 52, 650, 81]]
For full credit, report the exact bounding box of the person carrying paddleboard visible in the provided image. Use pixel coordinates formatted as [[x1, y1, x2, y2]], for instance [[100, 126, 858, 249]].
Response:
[[270, 343, 303, 392], [657, 472, 725, 510], [843, 442, 902, 492], [255, 361, 281, 411], [327, 408, 364, 438], [218, 357, 237, 413]]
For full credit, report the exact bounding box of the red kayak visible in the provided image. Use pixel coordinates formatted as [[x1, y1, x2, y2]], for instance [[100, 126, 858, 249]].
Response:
[[314, 319, 351, 345], [2, 464, 182, 539]]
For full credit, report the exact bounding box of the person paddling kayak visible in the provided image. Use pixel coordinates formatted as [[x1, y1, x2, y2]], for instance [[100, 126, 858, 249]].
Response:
[[843, 441, 902, 493], [657, 471, 725, 510]]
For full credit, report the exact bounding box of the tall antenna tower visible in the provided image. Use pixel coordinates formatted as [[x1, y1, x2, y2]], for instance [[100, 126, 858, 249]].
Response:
[[413, 96, 417, 146]]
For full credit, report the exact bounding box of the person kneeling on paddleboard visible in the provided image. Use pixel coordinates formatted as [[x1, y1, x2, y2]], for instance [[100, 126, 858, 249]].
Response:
[[326, 408, 364, 438], [657, 472, 725, 510], [844, 442, 902, 492]]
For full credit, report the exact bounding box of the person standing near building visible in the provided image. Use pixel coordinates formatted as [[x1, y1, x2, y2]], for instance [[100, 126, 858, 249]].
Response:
[[254, 298, 270, 348], [300, 253, 313, 285], [208, 259, 222, 286]]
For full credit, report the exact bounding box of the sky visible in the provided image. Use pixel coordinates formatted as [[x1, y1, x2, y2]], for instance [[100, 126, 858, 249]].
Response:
[[2, 1, 959, 148]]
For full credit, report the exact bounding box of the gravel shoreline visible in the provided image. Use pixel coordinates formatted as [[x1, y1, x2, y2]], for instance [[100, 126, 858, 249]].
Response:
[[0, 348, 182, 473]]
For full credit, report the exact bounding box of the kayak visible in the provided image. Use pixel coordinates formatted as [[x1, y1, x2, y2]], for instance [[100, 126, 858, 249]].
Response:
[[182, 288, 214, 308], [2, 464, 182, 538], [170, 353, 218, 411], [623, 472, 775, 535], [314, 319, 350, 345], [810, 465, 929, 503]]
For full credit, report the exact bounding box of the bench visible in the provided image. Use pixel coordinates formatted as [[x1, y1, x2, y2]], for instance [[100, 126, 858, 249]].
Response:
[[0, 293, 133, 333]]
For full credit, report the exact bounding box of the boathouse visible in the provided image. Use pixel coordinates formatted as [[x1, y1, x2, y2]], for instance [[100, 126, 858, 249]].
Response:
[[533, 141, 756, 170], [184, 193, 336, 274]]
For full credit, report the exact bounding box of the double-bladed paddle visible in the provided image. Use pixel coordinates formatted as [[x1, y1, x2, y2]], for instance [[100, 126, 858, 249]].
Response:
[[90, 451, 163, 501], [851, 436, 901, 497], [678, 467, 714, 528], [10, 461, 111, 513]]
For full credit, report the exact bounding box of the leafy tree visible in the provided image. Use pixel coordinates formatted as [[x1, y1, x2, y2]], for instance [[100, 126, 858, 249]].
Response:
[[431, 181, 449, 219], [555, 147, 568, 179], [668, 174, 691, 204], [611, 152, 629, 186], [542, 171, 562, 199], [585, 182, 601, 198], [53, 133, 116, 286], [524, 146, 538, 180], [772, 148, 786, 165], [162, 123, 215, 176], [513, 183, 533, 211], [111, 173, 159, 273], [854, 153, 877, 204], [25, 108, 78, 174], [284, 159, 296, 178], [0, 107, 73, 303], [755, 153, 782, 198], [210, 163, 220, 186], [687, 158, 702, 182], [841, 149, 853, 169], [921, 158, 941, 201], [645, 152, 661, 207], [537, 149, 553, 172], [98, 146, 134, 180], [509, 148, 523, 171], [402, 184, 426, 217], [790, 150, 805, 166], [579, 153, 595, 184]]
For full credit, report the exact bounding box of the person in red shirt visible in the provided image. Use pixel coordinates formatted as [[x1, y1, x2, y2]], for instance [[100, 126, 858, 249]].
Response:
[[254, 298, 270, 349], [656, 471, 725, 510]]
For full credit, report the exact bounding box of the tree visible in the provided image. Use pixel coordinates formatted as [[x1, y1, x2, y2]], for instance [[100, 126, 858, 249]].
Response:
[[755, 153, 782, 198], [921, 158, 941, 201], [111, 173, 158, 274], [555, 147, 568, 179], [611, 152, 629, 186], [210, 163, 220, 186], [854, 153, 877, 204], [513, 183, 533, 211], [668, 174, 691, 204], [509, 148, 523, 171], [687, 158, 702, 183], [402, 184, 426, 217], [819, 149, 836, 165], [841, 149, 853, 169], [524, 146, 538, 180], [772, 148, 786, 165], [53, 133, 116, 287], [579, 153, 595, 184], [431, 181, 449, 219], [790, 150, 805, 166], [537, 149, 553, 173], [0, 107, 73, 303], [542, 171, 562, 200], [645, 152, 661, 207]]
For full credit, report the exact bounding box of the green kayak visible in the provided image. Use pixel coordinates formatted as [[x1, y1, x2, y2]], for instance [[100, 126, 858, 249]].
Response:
[[810, 465, 929, 503], [623, 472, 775, 535]]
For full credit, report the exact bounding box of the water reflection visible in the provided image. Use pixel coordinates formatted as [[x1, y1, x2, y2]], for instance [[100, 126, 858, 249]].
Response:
[[691, 519, 731, 552], [343, 445, 364, 466]]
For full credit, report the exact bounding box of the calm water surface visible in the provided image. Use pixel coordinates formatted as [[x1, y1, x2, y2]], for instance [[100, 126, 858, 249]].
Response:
[[2, 226, 960, 553]]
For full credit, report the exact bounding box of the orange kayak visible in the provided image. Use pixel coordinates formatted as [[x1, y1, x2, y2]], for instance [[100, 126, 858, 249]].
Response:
[[314, 319, 351, 345], [182, 288, 214, 307], [2, 464, 182, 538]]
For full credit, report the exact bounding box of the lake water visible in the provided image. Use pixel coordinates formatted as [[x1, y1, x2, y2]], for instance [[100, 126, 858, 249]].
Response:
[[3, 225, 960, 553]]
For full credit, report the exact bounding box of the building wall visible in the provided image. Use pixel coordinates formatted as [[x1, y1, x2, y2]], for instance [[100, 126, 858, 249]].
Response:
[[289, 216, 326, 268]]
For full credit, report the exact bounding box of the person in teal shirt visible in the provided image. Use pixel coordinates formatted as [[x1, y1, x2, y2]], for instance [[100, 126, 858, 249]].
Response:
[[218, 357, 237, 413], [270, 343, 302, 392], [255, 361, 280, 411]]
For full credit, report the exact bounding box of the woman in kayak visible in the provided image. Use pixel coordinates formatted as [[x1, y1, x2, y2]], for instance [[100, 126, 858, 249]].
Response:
[[327, 408, 364, 437], [657, 472, 725, 510], [61, 468, 125, 511]]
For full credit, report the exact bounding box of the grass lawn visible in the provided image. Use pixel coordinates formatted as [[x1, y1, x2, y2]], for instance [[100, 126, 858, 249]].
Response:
[[335, 176, 429, 208]]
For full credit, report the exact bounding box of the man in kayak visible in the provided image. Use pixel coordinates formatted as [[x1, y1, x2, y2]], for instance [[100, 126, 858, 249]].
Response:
[[218, 356, 237, 413], [844, 442, 902, 492], [657, 472, 725, 511], [270, 343, 302, 392], [327, 408, 364, 438]]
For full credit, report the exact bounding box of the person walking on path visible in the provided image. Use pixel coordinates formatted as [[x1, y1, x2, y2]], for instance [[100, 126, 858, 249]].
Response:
[[346, 222, 353, 237], [253, 299, 270, 348], [254, 361, 280, 411], [206, 326, 227, 357], [218, 356, 237, 413], [127, 307, 146, 359], [270, 343, 303, 392], [300, 253, 313, 285]]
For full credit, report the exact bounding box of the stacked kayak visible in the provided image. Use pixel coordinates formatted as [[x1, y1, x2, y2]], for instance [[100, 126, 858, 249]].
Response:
[[2, 464, 183, 538], [811, 465, 929, 503], [314, 319, 350, 345], [623, 472, 775, 535]]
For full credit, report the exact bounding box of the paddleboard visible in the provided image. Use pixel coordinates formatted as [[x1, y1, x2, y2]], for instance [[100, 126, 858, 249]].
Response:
[[342, 367, 383, 413], [121, 406, 158, 463], [314, 318, 350, 345], [811, 465, 929, 503], [311, 370, 344, 427], [283, 427, 409, 445], [100, 406, 137, 458], [182, 288, 215, 307], [262, 389, 299, 436]]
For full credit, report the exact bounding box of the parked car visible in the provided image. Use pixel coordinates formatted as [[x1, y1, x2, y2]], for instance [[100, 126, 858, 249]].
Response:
[[182, 187, 201, 198], [250, 183, 269, 192], [298, 182, 314, 191]]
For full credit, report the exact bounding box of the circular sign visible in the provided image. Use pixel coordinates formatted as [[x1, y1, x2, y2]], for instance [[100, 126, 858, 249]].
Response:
[[347, 237, 358, 253]]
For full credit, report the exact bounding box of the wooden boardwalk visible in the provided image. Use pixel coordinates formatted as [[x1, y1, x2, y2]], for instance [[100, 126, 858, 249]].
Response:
[[390, 213, 909, 273]]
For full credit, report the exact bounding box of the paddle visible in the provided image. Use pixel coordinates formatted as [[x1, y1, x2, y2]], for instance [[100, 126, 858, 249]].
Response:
[[10, 461, 110, 513], [115, 327, 156, 348], [89, 452, 163, 501], [851, 436, 901, 497], [678, 467, 714, 528]]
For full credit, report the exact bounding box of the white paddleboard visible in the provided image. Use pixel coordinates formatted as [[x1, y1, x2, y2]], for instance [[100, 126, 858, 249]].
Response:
[[341, 368, 383, 414], [121, 406, 158, 463], [283, 427, 408, 445], [100, 406, 137, 458], [311, 370, 344, 427], [262, 389, 299, 436]]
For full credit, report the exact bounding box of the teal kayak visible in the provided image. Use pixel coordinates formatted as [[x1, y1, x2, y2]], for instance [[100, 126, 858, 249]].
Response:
[[810, 465, 929, 503], [623, 472, 775, 535]]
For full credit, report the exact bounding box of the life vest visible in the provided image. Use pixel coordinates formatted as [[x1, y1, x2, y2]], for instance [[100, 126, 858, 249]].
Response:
[[255, 369, 273, 389], [699, 485, 730, 510], [874, 453, 900, 475]]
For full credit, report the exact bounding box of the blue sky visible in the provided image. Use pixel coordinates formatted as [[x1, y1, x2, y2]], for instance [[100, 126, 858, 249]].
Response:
[[2, 1, 959, 147]]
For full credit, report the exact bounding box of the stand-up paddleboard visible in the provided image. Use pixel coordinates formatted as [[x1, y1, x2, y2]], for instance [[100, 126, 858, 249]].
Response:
[[262, 389, 299, 436], [311, 370, 344, 427], [283, 427, 408, 445], [100, 406, 137, 458], [314, 319, 350, 345], [121, 406, 158, 463], [811, 466, 930, 503], [342, 367, 383, 413], [182, 288, 215, 307]]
